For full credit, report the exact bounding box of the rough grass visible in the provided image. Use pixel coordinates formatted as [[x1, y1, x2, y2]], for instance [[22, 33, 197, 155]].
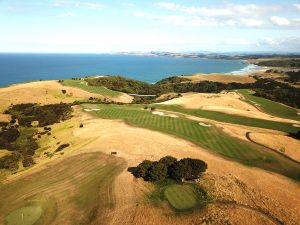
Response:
[[238, 89, 300, 121], [85, 104, 300, 181], [155, 105, 299, 134], [0, 152, 126, 225], [62, 79, 120, 97]]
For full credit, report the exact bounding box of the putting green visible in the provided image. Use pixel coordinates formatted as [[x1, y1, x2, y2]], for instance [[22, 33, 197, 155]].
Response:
[[164, 184, 201, 210], [5, 206, 43, 225]]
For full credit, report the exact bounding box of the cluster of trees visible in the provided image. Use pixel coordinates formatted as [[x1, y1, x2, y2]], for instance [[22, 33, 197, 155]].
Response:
[[85, 75, 252, 96], [253, 78, 300, 108], [131, 156, 207, 182], [85, 75, 300, 108], [0, 103, 74, 171], [254, 59, 300, 68], [5, 103, 73, 127], [284, 71, 300, 83], [0, 121, 38, 170]]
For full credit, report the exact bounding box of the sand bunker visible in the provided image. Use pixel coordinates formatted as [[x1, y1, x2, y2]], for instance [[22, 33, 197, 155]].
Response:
[[84, 108, 101, 112], [199, 122, 211, 127], [151, 111, 178, 118]]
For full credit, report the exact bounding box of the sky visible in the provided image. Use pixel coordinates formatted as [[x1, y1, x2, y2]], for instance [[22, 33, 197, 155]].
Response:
[[0, 0, 299, 53]]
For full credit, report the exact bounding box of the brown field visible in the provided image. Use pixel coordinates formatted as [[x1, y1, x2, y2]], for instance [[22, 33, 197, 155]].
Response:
[[182, 73, 256, 83], [0, 80, 132, 112]]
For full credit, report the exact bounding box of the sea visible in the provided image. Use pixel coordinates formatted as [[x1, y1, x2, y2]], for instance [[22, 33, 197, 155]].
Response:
[[0, 53, 255, 87]]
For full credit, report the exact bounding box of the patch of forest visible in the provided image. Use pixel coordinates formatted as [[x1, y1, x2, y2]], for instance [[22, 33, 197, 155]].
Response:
[[85, 76, 300, 108], [254, 59, 300, 68], [0, 103, 73, 171]]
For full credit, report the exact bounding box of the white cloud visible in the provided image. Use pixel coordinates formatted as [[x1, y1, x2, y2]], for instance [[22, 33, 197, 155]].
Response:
[[54, 0, 103, 10], [257, 37, 300, 51], [294, 4, 300, 10], [155, 2, 281, 17], [270, 16, 290, 26], [240, 18, 264, 27], [135, 11, 267, 28]]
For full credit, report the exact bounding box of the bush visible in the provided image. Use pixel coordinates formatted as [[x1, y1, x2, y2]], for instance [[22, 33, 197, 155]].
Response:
[[55, 143, 70, 152], [22, 155, 35, 167]]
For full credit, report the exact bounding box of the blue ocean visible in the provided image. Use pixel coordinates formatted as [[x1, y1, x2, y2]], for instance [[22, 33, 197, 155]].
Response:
[[0, 53, 248, 86]]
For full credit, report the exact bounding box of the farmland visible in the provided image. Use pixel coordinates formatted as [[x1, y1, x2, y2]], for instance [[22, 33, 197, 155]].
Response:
[[62, 79, 121, 97], [84, 104, 300, 181], [238, 89, 300, 121], [0, 152, 126, 225]]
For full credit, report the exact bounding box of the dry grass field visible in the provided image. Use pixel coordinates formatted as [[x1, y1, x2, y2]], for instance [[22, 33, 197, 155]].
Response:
[[182, 73, 256, 83], [0, 80, 132, 112]]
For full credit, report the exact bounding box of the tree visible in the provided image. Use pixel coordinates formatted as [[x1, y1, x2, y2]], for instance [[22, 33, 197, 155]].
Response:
[[145, 162, 168, 182], [169, 158, 207, 181], [134, 160, 153, 178], [159, 156, 177, 172]]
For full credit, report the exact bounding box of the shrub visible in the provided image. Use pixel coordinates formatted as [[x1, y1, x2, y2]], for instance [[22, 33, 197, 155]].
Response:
[[22, 155, 35, 167], [55, 143, 70, 152]]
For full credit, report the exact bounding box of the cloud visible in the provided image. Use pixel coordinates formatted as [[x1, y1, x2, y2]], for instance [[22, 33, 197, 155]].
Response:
[[270, 16, 290, 26], [150, 2, 300, 29], [256, 36, 300, 51], [134, 11, 267, 28], [155, 2, 281, 17], [134, 11, 226, 27], [294, 4, 300, 10], [240, 18, 264, 27], [53, 0, 103, 10]]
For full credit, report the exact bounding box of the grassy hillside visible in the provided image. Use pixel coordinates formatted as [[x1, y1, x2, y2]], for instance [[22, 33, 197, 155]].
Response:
[[156, 105, 299, 134], [84, 104, 300, 181], [238, 89, 300, 121], [62, 79, 120, 97], [0, 152, 126, 225]]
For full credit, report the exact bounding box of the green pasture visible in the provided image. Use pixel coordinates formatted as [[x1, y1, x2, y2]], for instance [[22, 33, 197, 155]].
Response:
[[155, 105, 299, 134], [85, 104, 300, 181], [62, 79, 120, 97], [238, 89, 300, 121], [0, 152, 125, 225]]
